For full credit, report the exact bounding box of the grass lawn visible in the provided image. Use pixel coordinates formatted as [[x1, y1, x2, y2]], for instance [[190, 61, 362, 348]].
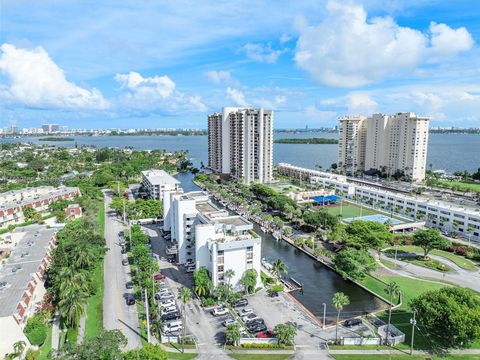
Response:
[[393, 246, 477, 271], [229, 355, 292, 360], [333, 355, 480, 360], [36, 325, 53, 360], [324, 202, 379, 219], [362, 274, 452, 350], [384, 249, 453, 272], [437, 180, 480, 194], [84, 262, 104, 338], [267, 181, 304, 194], [380, 258, 398, 269], [167, 353, 198, 360]]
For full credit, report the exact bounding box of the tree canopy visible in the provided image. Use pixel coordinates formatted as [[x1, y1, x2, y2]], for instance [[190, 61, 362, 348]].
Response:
[[345, 220, 392, 250], [413, 228, 450, 258], [333, 247, 377, 280]]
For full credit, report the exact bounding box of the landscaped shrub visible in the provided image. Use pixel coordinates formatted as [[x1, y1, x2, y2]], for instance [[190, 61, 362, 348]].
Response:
[[447, 245, 470, 257], [24, 313, 48, 346], [201, 297, 217, 307], [240, 343, 284, 349], [270, 284, 284, 293]]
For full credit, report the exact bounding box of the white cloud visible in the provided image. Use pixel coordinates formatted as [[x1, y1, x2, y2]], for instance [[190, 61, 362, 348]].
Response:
[[294, 0, 474, 87], [226, 87, 249, 107], [0, 43, 108, 109], [242, 43, 284, 63], [114, 71, 206, 113], [304, 105, 337, 121], [205, 70, 233, 84], [347, 93, 378, 114]]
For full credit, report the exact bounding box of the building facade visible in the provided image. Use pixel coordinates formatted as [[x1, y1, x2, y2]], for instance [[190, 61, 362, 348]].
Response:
[[278, 163, 480, 241], [208, 107, 273, 184], [141, 170, 180, 200], [163, 189, 262, 289], [338, 113, 429, 181]]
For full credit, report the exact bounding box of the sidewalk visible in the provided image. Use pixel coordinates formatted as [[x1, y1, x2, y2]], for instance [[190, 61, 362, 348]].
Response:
[[51, 313, 61, 351]]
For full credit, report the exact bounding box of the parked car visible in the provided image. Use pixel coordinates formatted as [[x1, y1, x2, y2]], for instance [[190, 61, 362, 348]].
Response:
[[233, 298, 248, 308], [269, 291, 279, 298], [164, 323, 182, 333], [158, 299, 175, 307], [125, 281, 134, 289], [153, 273, 166, 281], [161, 305, 177, 314], [155, 290, 172, 300], [256, 331, 274, 338], [122, 258, 129, 266], [158, 293, 174, 300], [157, 280, 166, 287], [125, 294, 135, 306], [222, 318, 237, 327], [343, 319, 362, 327], [211, 307, 229, 316], [248, 323, 267, 334], [237, 308, 254, 317], [120, 246, 127, 254], [242, 313, 259, 323], [161, 312, 180, 321], [185, 266, 195, 273]]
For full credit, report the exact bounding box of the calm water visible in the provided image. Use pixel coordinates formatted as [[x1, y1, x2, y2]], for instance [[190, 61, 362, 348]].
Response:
[[3, 132, 479, 172], [175, 172, 385, 322]]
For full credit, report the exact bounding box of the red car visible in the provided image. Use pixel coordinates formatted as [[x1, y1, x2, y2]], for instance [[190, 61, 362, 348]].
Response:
[[153, 273, 166, 281], [255, 331, 274, 338]]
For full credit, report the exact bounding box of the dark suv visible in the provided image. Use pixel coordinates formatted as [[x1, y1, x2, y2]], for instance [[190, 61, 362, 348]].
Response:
[[233, 298, 248, 308], [126, 294, 135, 306], [343, 318, 362, 327]]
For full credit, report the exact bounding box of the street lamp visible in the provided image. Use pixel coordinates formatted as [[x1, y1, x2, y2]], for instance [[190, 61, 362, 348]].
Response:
[[410, 309, 417, 355]]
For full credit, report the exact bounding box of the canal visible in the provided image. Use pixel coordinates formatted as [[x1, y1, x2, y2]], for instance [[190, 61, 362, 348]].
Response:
[[175, 172, 387, 323]]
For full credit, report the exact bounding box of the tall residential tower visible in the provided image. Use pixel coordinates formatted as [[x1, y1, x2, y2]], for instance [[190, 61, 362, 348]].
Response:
[[208, 107, 273, 184], [338, 112, 429, 181]]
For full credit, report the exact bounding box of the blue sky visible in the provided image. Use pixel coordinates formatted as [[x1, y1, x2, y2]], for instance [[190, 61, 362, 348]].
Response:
[[1, 0, 480, 129]]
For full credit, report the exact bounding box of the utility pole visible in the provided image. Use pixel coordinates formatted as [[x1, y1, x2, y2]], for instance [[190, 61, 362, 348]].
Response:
[[123, 198, 126, 224], [144, 287, 151, 343], [322, 303, 327, 329], [410, 309, 416, 355]]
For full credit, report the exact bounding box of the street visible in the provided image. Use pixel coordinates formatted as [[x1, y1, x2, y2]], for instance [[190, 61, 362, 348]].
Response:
[[102, 190, 142, 350]]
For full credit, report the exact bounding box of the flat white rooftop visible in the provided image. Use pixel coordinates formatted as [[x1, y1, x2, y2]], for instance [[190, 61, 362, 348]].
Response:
[[141, 170, 180, 186]]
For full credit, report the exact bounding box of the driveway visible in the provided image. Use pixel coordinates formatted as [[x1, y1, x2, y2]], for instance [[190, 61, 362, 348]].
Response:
[[102, 191, 142, 350]]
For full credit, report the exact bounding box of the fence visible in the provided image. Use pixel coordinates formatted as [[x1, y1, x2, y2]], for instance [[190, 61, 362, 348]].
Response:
[[239, 337, 279, 345], [341, 336, 381, 345], [378, 324, 405, 345]]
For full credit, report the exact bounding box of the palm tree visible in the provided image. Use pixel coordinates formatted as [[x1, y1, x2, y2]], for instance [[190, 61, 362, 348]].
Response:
[[13, 340, 26, 357], [332, 292, 350, 344], [225, 269, 235, 288], [384, 281, 401, 345], [58, 285, 89, 327], [271, 259, 288, 282], [75, 245, 95, 270], [178, 287, 192, 353]]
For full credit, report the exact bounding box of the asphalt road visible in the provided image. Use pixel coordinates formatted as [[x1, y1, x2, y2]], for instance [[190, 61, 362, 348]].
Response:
[[102, 191, 142, 350]]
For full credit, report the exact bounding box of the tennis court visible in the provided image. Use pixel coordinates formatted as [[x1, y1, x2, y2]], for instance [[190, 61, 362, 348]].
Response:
[[343, 214, 405, 225], [322, 202, 379, 219]]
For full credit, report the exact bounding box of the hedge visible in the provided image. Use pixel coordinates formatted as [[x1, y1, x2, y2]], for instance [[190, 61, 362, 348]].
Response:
[[24, 314, 48, 346]]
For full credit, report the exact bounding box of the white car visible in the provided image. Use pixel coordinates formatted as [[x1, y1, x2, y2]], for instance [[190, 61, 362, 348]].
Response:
[[242, 313, 259, 323], [164, 323, 182, 333], [158, 299, 175, 307], [158, 293, 174, 300], [186, 266, 195, 273], [237, 308, 253, 317], [211, 307, 229, 316], [161, 305, 177, 314], [223, 318, 237, 327]]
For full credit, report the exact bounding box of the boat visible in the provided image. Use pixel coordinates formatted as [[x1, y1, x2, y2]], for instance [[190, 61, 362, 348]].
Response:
[[261, 258, 272, 270]]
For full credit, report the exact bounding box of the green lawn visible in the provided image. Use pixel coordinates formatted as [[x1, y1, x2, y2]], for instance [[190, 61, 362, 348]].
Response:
[[167, 353, 198, 360], [324, 202, 379, 219], [392, 246, 477, 271], [229, 355, 292, 360], [380, 258, 398, 269], [333, 355, 480, 360], [267, 181, 304, 194], [437, 180, 480, 194], [384, 249, 454, 272], [36, 325, 53, 360]]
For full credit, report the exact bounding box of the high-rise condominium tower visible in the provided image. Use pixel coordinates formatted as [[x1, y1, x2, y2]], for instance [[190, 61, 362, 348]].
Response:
[[208, 107, 273, 184], [338, 112, 429, 181]]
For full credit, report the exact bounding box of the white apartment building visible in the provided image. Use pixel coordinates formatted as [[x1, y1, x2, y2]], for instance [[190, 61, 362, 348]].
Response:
[[208, 107, 273, 184], [0, 186, 80, 228], [163, 190, 262, 289], [141, 169, 180, 200], [338, 113, 429, 181], [277, 163, 480, 241]]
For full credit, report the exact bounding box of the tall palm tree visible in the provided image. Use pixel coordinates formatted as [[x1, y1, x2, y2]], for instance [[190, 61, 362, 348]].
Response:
[[384, 281, 401, 345], [58, 286, 89, 327], [271, 259, 288, 282], [225, 269, 235, 288], [75, 245, 95, 270], [332, 292, 350, 344], [13, 340, 26, 357], [178, 287, 192, 353]]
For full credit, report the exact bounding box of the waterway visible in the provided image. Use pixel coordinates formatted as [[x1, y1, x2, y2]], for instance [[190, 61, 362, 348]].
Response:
[[175, 171, 386, 323], [3, 132, 480, 173]]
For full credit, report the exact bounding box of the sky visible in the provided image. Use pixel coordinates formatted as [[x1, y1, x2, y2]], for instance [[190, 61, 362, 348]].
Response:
[[1, 0, 480, 129]]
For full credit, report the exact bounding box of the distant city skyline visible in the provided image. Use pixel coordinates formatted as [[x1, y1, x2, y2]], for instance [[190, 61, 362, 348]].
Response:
[[1, 0, 480, 129]]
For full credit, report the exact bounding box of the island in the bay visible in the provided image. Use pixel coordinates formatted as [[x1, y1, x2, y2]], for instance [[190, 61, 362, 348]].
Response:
[[274, 137, 338, 144], [38, 137, 75, 142]]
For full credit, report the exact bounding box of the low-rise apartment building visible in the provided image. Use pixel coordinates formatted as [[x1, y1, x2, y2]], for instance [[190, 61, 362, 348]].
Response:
[[0, 225, 58, 355], [141, 169, 180, 200], [278, 163, 480, 241], [0, 186, 80, 228], [163, 190, 262, 289]]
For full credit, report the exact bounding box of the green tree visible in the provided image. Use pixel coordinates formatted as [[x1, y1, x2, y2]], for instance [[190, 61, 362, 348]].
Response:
[[123, 344, 168, 359], [271, 258, 288, 282], [54, 209, 67, 223], [413, 228, 450, 258], [239, 269, 258, 294], [410, 287, 480, 347], [225, 269, 235, 287], [384, 281, 401, 345], [23, 206, 38, 221], [345, 220, 392, 251], [274, 323, 297, 345], [193, 267, 212, 297], [225, 323, 242, 346], [13, 340, 26, 356], [333, 247, 377, 280], [332, 292, 350, 344], [178, 287, 192, 353]]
